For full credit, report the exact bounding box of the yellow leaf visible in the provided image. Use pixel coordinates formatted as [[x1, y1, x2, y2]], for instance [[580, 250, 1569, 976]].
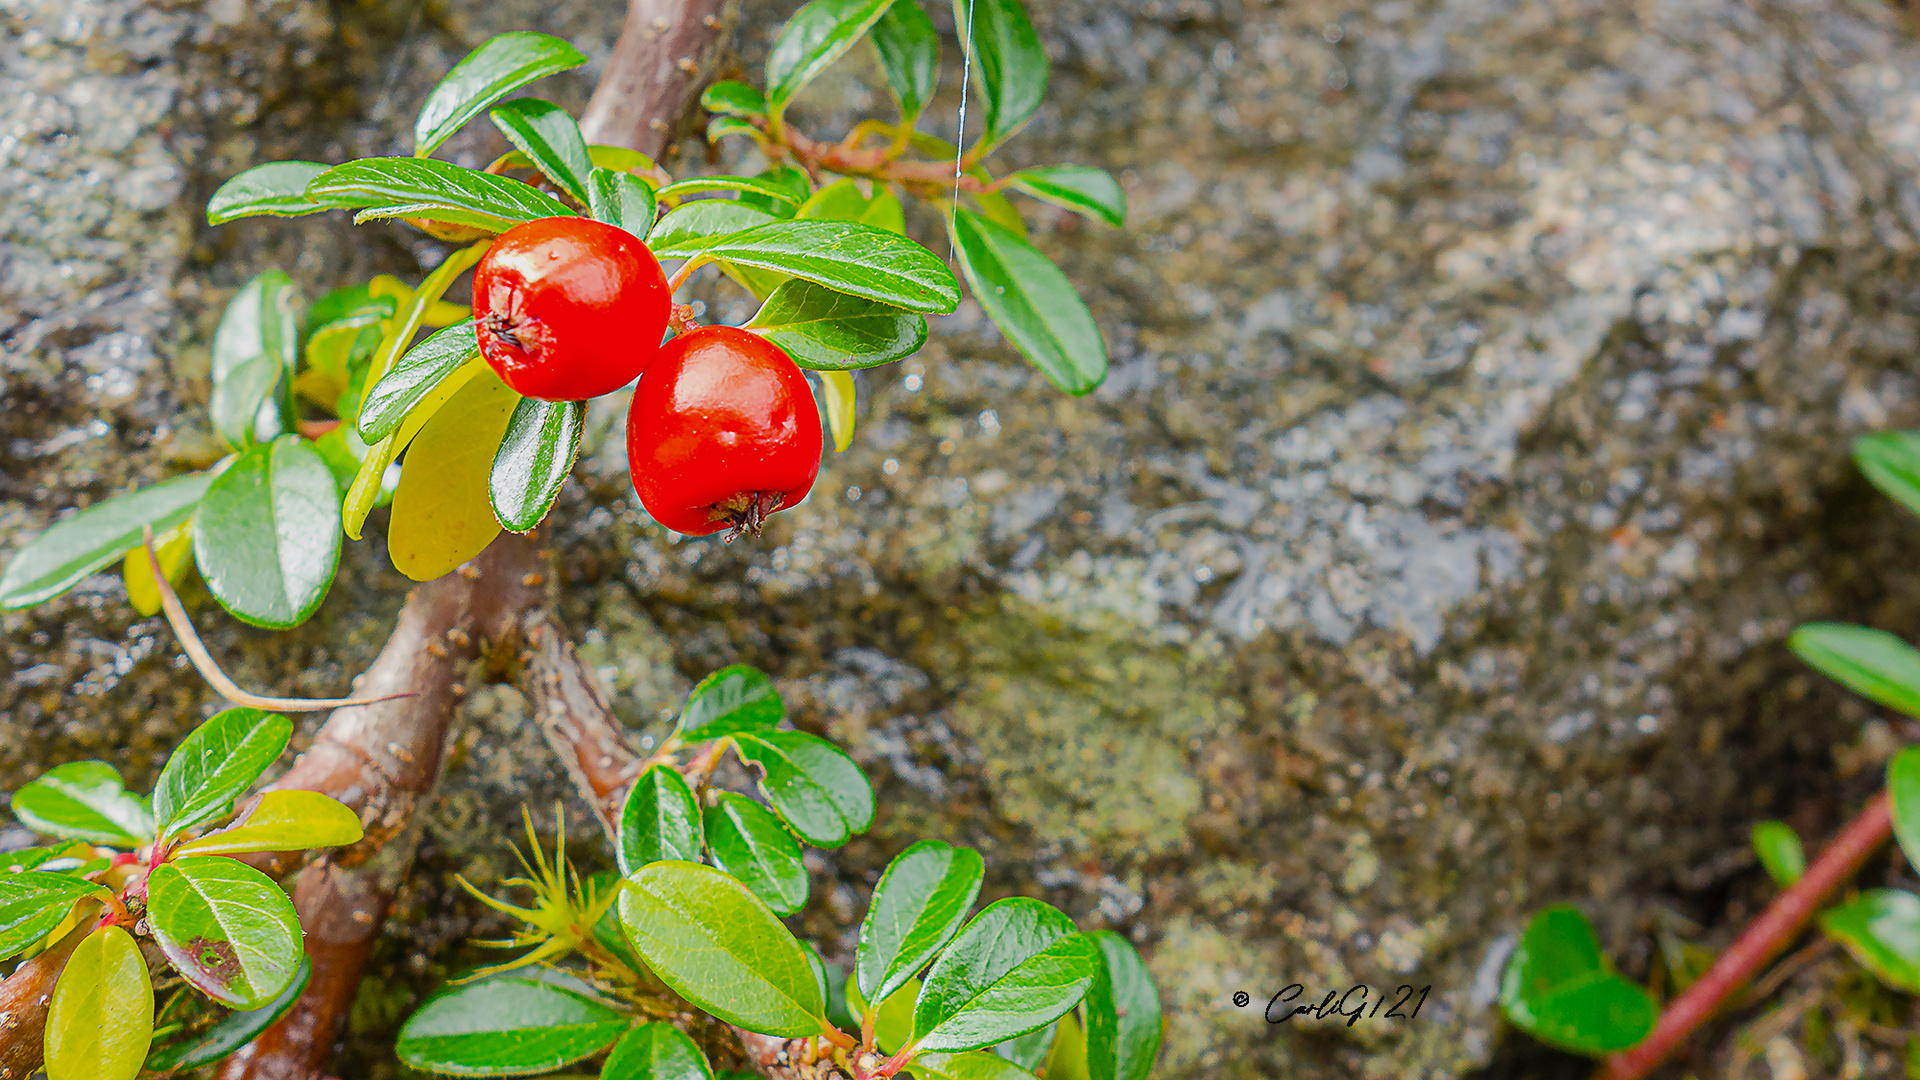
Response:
[[122, 520, 193, 617], [367, 275, 412, 304], [387, 369, 518, 581], [818, 370, 856, 452], [45, 926, 152, 1080], [172, 790, 364, 857], [420, 300, 471, 327]]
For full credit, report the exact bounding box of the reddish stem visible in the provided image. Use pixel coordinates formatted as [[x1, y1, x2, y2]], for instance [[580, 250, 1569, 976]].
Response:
[[1603, 790, 1893, 1080]]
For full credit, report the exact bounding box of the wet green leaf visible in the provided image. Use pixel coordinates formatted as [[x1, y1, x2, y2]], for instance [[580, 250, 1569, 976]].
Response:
[[1750, 820, 1805, 889], [1498, 904, 1657, 1055], [732, 730, 874, 848], [11, 761, 154, 845], [602, 1021, 714, 1080], [948, 209, 1106, 395], [871, 0, 940, 122], [764, 0, 899, 118], [490, 397, 584, 532], [1083, 932, 1160, 1080], [953, 0, 1048, 152], [310, 157, 575, 233], [857, 840, 985, 1009], [45, 926, 152, 1080], [1823, 889, 1920, 992], [489, 98, 592, 203], [358, 322, 482, 442], [171, 790, 364, 857], [704, 793, 808, 915], [147, 856, 303, 1009], [0, 871, 104, 961], [746, 279, 926, 370], [193, 436, 342, 629], [396, 976, 628, 1076], [1790, 622, 1920, 719], [654, 219, 959, 314], [912, 899, 1100, 1052], [588, 168, 658, 239], [211, 270, 300, 449], [415, 33, 589, 157], [1004, 166, 1125, 228], [702, 81, 768, 118], [145, 954, 310, 1073], [207, 162, 330, 224], [618, 860, 826, 1036], [153, 708, 293, 838], [676, 665, 784, 741], [647, 201, 779, 251], [0, 471, 211, 610], [618, 765, 705, 875], [1856, 432, 1920, 518]]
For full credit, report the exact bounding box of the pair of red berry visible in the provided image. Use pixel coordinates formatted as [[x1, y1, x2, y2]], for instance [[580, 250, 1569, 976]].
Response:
[[471, 218, 822, 538]]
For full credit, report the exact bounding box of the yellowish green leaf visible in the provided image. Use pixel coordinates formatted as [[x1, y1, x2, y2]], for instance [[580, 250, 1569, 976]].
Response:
[[45, 926, 153, 1080], [387, 369, 518, 581], [172, 790, 364, 856], [122, 519, 193, 617]]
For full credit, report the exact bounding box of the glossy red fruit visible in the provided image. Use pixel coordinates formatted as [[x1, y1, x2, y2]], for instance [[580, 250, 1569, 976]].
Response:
[[472, 216, 671, 401], [626, 326, 822, 539]]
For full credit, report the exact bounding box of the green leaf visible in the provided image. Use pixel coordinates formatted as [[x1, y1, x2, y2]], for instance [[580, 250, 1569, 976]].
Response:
[[1083, 932, 1160, 1080], [44, 926, 152, 1080], [0, 871, 104, 961], [1893, 749, 1920, 875], [677, 665, 784, 740], [415, 33, 589, 157], [746, 279, 926, 370], [588, 168, 658, 238], [396, 976, 628, 1076], [145, 954, 310, 1073], [617, 860, 826, 1036], [764, 0, 899, 118], [658, 176, 807, 207], [147, 856, 302, 1009], [655, 220, 960, 314], [1750, 821, 1806, 889], [1005, 166, 1125, 228], [192, 436, 343, 629], [820, 370, 857, 453], [1498, 904, 1658, 1055], [742, 167, 813, 218], [1790, 622, 1920, 718], [948, 208, 1105, 395], [603, 1022, 714, 1080], [953, 0, 1048, 152], [212, 270, 300, 449], [490, 397, 585, 532], [847, 978, 918, 1053], [487, 97, 593, 203], [11, 762, 154, 845], [0, 471, 211, 610], [707, 116, 764, 144], [856, 840, 985, 1009], [647, 201, 779, 251], [309, 157, 575, 233], [618, 765, 705, 875], [1823, 889, 1920, 992], [871, 0, 940, 123], [703, 793, 809, 915], [305, 284, 397, 337], [0, 841, 83, 873], [1856, 431, 1920, 518], [993, 1026, 1054, 1071], [794, 178, 872, 222], [358, 321, 482, 442], [171, 789, 364, 857], [732, 731, 874, 848], [207, 162, 331, 225], [702, 81, 768, 118], [906, 1051, 1036, 1080], [863, 188, 907, 235], [912, 899, 1101, 1053], [152, 708, 294, 838]]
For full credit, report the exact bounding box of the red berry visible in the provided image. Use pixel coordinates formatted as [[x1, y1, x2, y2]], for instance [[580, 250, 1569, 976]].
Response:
[[626, 326, 822, 539], [472, 216, 671, 401]]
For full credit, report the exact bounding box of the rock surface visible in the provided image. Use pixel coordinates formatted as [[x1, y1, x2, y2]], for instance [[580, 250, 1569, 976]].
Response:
[[10, 0, 1920, 1076]]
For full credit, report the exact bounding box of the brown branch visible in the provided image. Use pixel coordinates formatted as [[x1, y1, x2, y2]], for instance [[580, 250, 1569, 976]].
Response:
[[1604, 790, 1894, 1080], [578, 0, 743, 158], [214, 534, 547, 1080], [523, 612, 646, 843]]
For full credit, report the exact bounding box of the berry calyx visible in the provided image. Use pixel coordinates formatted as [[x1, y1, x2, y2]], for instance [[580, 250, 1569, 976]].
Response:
[[472, 216, 671, 401], [626, 326, 823, 540]]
